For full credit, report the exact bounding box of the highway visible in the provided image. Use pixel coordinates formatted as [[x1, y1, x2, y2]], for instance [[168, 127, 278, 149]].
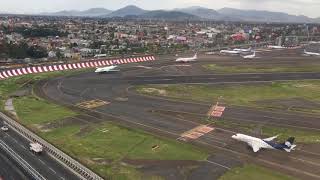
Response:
[[0, 147, 28, 179], [0, 119, 79, 180]]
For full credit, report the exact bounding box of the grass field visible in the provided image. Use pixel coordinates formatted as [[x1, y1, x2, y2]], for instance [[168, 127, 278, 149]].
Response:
[[203, 64, 320, 73], [0, 70, 88, 109], [0, 69, 89, 111], [1, 69, 209, 179], [219, 164, 298, 180], [13, 94, 208, 179], [41, 123, 208, 179], [135, 81, 320, 114], [14, 96, 77, 128], [214, 119, 320, 144]]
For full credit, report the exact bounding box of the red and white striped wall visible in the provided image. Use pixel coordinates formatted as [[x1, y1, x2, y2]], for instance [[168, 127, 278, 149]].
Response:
[[0, 55, 156, 80]]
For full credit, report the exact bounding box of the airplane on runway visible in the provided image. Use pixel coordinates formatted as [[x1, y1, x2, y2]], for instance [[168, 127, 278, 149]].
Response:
[[233, 47, 252, 53], [309, 41, 320, 44], [95, 65, 120, 73], [220, 49, 241, 55], [232, 133, 296, 153], [303, 49, 320, 56], [242, 51, 258, 59], [268, 45, 286, 49], [175, 53, 197, 63]]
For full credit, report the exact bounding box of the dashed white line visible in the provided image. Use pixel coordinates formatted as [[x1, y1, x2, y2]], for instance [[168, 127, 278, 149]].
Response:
[[49, 167, 57, 174], [20, 145, 26, 150], [38, 159, 46, 165], [206, 160, 231, 170]]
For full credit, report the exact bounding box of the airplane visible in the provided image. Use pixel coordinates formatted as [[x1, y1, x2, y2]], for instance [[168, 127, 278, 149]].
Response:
[[175, 53, 197, 63], [268, 45, 286, 49], [205, 52, 216, 55], [233, 47, 252, 53], [232, 133, 296, 153], [95, 65, 120, 73], [303, 49, 320, 56], [220, 49, 241, 55], [308, 41, 320, 44], [242, 51, 258, 59]]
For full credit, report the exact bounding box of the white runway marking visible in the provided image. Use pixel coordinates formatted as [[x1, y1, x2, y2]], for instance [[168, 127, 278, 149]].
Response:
[[206, 160, 231, 170], [49, 167, 57, 174], [39, 159, 46, 165]]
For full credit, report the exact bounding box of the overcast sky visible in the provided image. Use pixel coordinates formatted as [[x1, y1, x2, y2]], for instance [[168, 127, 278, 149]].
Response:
[[1, 0, 319, 18]]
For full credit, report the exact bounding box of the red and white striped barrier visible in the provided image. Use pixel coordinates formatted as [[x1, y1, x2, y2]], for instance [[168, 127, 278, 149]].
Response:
[[0, 55, 156, 80]]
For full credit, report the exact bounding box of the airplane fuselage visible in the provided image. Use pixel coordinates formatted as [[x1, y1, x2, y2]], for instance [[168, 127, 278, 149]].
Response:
[[268, 45, 285, 49], [234, 48, 252, 52], [95, 65, 119, 73], [175, 54, 197, 62], [220, 50, 240, 54], [304, 51, 320, 56], [232, 133, 296, 152], [233, 134, 274, 150]]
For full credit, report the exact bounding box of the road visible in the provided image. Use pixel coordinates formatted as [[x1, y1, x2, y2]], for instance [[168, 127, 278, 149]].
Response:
[[0, 119, 79, 180]]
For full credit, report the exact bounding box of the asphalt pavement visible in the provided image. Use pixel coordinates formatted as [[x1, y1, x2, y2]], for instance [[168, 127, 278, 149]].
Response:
[[0, 119, 79, 180], [37, 58, 320, 180]]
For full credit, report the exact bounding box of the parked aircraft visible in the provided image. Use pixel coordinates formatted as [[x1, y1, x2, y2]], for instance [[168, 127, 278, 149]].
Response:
[[242, 51, 258, 59], [268, 45, 286, 49], [95, 65, 120, 73], [232, 133, 296, 153], [234, 47, 252, 53], [175, 53, 197, 62], [220, 49, 241, 55], [309, 41, 320, 44], [303, 49, 320, 56]]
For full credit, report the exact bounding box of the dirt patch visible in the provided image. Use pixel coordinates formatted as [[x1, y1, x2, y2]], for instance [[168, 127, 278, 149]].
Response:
[[34, 124, 53, 133], [123, 159, 201, 180], [123, 155, 242, 180], [140, 88, 167, 96], [41, 116, 88, 130], [114, 97, 129, 102], [90, 158, 113, 165], [9, 88, 31, 97], [75, 125, 95, 137]]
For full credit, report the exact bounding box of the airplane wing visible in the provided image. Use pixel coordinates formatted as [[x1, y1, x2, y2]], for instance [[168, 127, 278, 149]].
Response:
[[251, 144, 261, 152], [263, 135, 278, 142], [248, 142, 261, 152]]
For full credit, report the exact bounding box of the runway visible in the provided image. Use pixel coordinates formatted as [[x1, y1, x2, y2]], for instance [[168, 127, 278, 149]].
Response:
[[37, 50, 320, 180]]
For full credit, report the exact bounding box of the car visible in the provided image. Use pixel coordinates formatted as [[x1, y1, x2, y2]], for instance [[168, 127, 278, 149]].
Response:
[[1, 126, 9, 132]]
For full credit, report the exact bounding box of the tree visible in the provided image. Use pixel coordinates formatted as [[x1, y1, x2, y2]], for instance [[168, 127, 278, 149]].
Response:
[[27, 45, 48, 59], [56, 50, 63, 60]]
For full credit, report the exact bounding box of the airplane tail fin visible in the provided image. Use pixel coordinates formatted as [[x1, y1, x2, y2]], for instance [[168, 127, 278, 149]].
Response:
[[283, 137, 296, 152], [193, 53, 198, 59]]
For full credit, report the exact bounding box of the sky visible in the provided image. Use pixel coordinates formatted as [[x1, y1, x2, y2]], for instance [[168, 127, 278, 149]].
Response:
[[0, 0, 319, 18]]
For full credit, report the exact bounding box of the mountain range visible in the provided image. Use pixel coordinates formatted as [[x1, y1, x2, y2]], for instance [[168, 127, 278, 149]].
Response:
[[41, 8, 112, 17], [39, 5, 319, 23]]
